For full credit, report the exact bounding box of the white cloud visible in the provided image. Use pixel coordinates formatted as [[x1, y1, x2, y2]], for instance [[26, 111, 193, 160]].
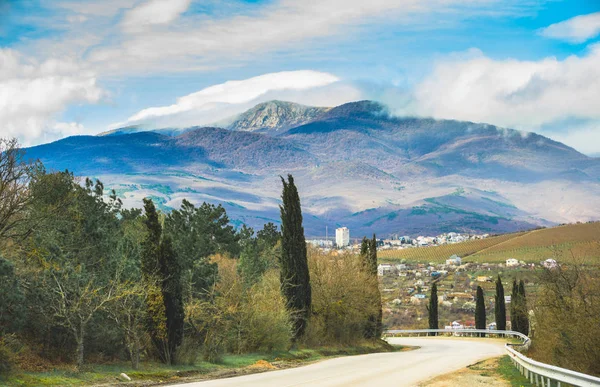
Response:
[[121, 0, 192, 32], [86, 0, 511, 75], [551, 122, 600, 156], [0, 49, 103, 145], [411, 44, 600, 137], [114, 70, 345, 128], [539, 12, 600, 43]]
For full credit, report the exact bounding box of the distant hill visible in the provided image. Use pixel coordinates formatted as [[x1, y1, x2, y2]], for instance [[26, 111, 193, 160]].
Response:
[[23, 100, 600, 237], [378, 221, 600, 263]]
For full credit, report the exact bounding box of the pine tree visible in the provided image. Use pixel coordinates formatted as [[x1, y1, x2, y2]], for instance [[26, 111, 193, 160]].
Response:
[[279, 174, 311, 341], [427, 282, 439, 335], [475, 285, 486, 336], [510, 279, 519, 333], [518, 280, 529, 336], [495, 275, 506, 331]]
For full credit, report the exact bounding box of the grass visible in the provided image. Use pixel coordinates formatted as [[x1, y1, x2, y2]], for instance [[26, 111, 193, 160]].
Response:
[[494, 355, 534, 387], [378, 222, 600, 264], [1, 342, 398, 386]]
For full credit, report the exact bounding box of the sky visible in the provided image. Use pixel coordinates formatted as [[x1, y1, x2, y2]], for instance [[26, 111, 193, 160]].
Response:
[[1, 0, 600, 154]]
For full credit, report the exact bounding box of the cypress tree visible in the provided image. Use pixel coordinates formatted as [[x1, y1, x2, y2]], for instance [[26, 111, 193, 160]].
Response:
[[495, 275, 506, 331], [427, 282, 439, 336], [361, 234, 382, 338], [511, 279, 519, 333], [369, 234, 378, 276], [518, 280, 529, 336], [360, 237, 369, 261], [475, 285, 486, 336], [159, 235, 184, 364], [279, 174, 311, 341], [142, 198, 184, 364]]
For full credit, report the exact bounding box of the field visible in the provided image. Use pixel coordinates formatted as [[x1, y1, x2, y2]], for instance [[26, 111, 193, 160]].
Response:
[[378, 222, 600, 264]]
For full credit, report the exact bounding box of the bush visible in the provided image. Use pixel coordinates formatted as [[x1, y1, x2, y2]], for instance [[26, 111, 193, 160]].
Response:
[[303, 249, 381, 346], [531, 263, 600, 376], [185, 254, 290, 362]]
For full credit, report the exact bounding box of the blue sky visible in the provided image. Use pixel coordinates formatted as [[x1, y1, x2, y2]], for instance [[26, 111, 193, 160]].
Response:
[[1, 0, 600, 153]]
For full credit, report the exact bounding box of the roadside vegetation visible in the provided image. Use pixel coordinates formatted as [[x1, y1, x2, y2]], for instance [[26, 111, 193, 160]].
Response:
[[0, 138, 388, 385]]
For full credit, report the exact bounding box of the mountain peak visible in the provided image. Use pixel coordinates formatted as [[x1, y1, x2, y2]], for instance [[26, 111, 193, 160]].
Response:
[[225, 100, 330, 133]]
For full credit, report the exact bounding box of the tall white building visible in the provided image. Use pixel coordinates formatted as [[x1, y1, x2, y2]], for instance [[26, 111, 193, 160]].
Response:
[[335, 227, 350, 247]]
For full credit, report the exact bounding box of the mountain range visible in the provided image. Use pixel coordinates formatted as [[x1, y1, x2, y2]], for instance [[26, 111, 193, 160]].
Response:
[[24, 100, 600, 238]]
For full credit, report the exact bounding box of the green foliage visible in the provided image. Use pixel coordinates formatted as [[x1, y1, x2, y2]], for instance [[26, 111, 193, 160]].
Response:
[[141, 199, 184, 365], [279, 175, 311, 341], [428, 282, 439, 332], [475, 286, 486, 331], [510, 279, 529, 335], [360, 234, 382, 339], [495, 275, 506, 330], [518, 280, 529, 336], [0, 257, 24, 335]]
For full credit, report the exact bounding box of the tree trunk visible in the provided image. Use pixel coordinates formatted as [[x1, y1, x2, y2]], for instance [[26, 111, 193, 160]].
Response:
[[75, 325, 85, 371]]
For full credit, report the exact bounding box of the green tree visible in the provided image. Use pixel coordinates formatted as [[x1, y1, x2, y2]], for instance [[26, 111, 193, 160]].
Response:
[[518, 280, 529, 336], [142, 198, 184, 365], [24, 173, 123, 370], [495, 275, 506, 331], [279, 174, 311, 342], [360, 237, 369, 259], [511, 279, 519, 333], [362, 234, 382, 338], [427, 282, 439, 335], [475, 285, 486, 336], [256, 222, 280, 249], [0, 257, 24, 335]]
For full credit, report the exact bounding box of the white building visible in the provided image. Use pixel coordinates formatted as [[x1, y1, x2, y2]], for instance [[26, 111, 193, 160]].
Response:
[[335, 227, 350, 247], [377, 264, 393, 276], [506, 258, 519, 267], [542, 258, 558, 269], [446, 255, 462, 265]]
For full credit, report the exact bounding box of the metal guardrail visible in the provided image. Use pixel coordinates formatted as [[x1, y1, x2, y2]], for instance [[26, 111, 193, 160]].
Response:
[[384, 329, 600, 387]]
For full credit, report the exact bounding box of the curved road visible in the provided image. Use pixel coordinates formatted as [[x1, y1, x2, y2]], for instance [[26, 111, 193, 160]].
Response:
[[173, 337, 506, 387]]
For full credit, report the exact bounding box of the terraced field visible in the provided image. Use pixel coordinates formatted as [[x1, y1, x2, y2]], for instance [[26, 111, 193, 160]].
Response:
[[378, 222, 600, 264]]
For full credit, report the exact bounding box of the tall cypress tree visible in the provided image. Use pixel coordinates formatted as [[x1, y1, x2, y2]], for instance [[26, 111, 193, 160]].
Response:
[[495, 275, 506, 331], [371, 234, 382, 337], [475, 285, 486, 336], [361, 234, 382, 339], [427, 282, 439, 336], [159, 235, 184, 364], [360, 237, 369, 261], [142, 198, 184, 364], [279, 175, 311, 341], [510, 279, 519, 333], [518, 280, 529, 336]]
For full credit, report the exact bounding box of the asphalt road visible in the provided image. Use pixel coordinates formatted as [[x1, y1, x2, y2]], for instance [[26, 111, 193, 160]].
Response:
[[172, 337, 506, 387]]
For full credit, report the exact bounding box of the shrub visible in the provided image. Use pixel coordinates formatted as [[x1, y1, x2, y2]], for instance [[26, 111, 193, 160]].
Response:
[[303, 249, 381, 346]]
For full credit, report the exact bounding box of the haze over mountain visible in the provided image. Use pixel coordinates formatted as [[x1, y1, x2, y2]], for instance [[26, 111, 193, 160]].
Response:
[[25, 100, 600, 237]]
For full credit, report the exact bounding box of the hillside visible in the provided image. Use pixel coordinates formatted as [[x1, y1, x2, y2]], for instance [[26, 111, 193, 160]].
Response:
[[378, 221, 600, 263], [23, 100, 600, 237]]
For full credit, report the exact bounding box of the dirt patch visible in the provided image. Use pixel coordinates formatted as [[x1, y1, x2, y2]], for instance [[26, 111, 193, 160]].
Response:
[[419, 357, 510, 387]]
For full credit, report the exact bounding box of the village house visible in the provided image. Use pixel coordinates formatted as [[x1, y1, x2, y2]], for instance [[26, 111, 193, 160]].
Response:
[[446, 255, 462, 266], [542, 258, 558, 269], [377, 264, 394, 276], [506, 258, 519, 267]]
